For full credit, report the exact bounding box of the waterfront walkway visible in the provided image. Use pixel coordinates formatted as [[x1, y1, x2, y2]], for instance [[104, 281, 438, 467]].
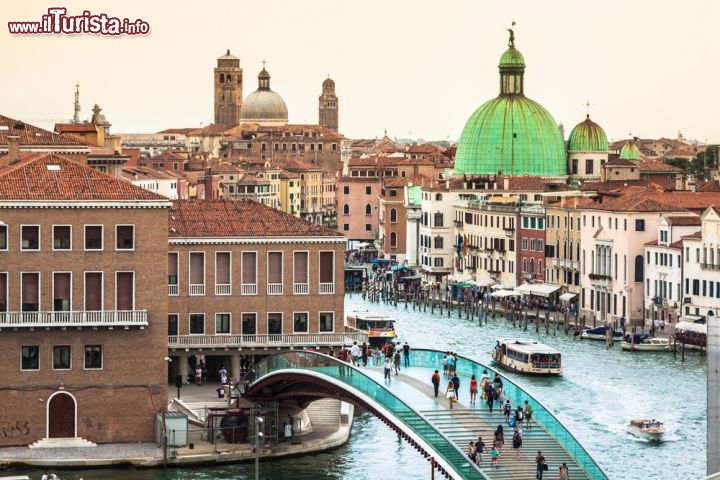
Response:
[[0, 383, 352, 470]]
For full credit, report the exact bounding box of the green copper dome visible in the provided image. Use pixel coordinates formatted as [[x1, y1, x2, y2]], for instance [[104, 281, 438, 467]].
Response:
[[620, 139, 641, 161], [499, 47, 525, 67], [567, 115, 608, 152], [454, 35, 566, 177]]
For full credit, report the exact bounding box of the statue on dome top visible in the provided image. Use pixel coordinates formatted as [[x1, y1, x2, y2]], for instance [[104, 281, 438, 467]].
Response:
[[506, 21, 516, 47]]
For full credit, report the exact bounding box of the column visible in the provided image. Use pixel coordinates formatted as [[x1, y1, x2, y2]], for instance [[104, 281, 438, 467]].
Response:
[[231, 353, 241, 382], [178, 355, 189, 385]]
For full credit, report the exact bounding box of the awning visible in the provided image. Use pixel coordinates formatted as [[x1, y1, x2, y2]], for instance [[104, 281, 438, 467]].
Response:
[[559, 292, 577, 301], [391, 265, 407, 271], [491, 279, 516, 289], [679, 315, 704, 324], [515, 282, 562, 297], [370, 258, 393, 264], [400, 275, 422, 280], [472, 277, 496, 287], [491, 289, 517, 298]]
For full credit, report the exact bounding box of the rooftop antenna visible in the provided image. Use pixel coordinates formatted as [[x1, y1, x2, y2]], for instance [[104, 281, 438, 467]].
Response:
[[73, 82, 81, 123]]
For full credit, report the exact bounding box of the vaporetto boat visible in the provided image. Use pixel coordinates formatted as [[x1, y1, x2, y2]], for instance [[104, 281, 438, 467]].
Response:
[[491, 338, 563, 376]]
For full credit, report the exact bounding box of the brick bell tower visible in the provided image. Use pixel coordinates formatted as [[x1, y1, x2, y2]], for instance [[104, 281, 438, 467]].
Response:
[[318, 76, 338, 133], [214, 49, 243, 127]]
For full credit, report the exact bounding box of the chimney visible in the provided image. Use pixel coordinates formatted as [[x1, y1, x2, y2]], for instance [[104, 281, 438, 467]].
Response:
[[7, 135, 20, 164]]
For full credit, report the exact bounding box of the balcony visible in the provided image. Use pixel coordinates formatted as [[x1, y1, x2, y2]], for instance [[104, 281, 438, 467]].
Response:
[[168, 284, 179, 296], [293, 283, 309, 295], [168, 330, 368, 350], [453, 220, 463, 228], [267, 283, 283, 295], [241, 283, 257, 295], [0, 310, 148, 329], [701, 263, 720, 271], [215, 284, 231, 296], [319, 282, 335, 295], [189, 284, 205, 296]]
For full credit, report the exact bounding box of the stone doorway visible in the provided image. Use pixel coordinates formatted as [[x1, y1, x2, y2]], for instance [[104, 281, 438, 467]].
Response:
[[48, 392, 76, 438]]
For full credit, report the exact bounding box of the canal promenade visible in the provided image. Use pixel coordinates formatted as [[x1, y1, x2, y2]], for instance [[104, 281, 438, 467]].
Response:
[[0, 383, 352, 470]]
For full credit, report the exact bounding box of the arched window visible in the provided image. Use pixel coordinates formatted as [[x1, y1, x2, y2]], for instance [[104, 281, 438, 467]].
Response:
[[530, 258, 535, 274], [634, 255, 644, 282], [227, 74, 232, 83], [390, 208, 397, 223], [435, 193, 443, 201], [390, 232, 397, 248], [343, 203, 349, 215], [434, 212, 444, 227], [219, 73, 225, 83], [522, 258, 527, 273], [365, 204, 372, 215], [538, 259, 542, 274]]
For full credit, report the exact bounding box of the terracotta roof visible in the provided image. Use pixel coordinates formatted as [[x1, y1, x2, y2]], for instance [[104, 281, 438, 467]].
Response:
[[169, 199, 344, 238], [681, 231, 702, 240], [188, 123, 229, 136], [383, 175, 429, 188], [698, 181, 720, 192], [157, 128, 197, 135], [665, 215, 701, 226], [122, 148, 142, 166], [0, 153, 168, 201], [603, 158, 635, 167], [348, 156, 378, 166], [0, 115, 86, 146], [637, 159, 683, 172], [122, 165, 183, 181], [669, 239, 684, 248], [275, 158, 321, 171], [54, 122, 98, 133]]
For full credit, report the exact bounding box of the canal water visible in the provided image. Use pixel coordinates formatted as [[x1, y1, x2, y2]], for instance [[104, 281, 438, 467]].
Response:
[[14, 294, 707, 479]]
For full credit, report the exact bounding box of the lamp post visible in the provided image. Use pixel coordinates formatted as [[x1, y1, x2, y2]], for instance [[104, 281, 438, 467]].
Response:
[[254, 415, 264, 480]]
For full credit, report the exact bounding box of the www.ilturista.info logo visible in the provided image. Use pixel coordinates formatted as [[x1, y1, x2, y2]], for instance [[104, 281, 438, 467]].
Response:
[[8, 7, 150, 35]]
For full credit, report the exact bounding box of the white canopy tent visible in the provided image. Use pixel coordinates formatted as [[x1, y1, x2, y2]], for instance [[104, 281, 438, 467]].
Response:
[[491, 289, 517, 298], [559, 292, 577, 302], [472, 277, 496, 287], [515, 283, 562, 298]]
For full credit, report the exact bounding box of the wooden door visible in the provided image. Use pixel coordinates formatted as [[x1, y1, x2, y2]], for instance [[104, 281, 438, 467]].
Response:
[[48, 393, 75, 438]]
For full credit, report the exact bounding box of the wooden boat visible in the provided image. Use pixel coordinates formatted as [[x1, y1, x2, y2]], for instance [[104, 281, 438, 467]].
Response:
[[580, 325, 623, 341], [346, 311, 396, 345], [491, 338, 562, 376], [621, 334, 675, 352], [627, 419, 665, 441], [674, 321, 706, 350]]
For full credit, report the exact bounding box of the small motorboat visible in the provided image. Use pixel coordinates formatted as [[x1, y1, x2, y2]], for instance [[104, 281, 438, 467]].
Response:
[[621, 334, 675, 352], [627, 419, 665, 441], [580, 325, 623, 341]]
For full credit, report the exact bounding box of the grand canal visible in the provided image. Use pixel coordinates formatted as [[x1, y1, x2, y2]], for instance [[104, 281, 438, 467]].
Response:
[[15, 294, 707, 479]]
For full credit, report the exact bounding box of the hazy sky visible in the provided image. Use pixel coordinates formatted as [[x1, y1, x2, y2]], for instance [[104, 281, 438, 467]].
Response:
[[4, 0, 719, 143]]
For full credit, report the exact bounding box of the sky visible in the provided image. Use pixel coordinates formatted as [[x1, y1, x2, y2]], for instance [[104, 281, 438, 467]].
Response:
[[3, 0, 720, 144]]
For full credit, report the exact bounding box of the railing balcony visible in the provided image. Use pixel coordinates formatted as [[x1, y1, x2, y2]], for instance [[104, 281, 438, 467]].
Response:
[[215, 284, 231, 296], [189, 284, 205, 296], [241, 283, 257, 295], [267, 283, 283, 295], [168, 331, 369, 349], [701, 263, 720, 271], [453, 220, 463, 227], [168, 284, 179, 296], [0, 310, 148, 329], [293, 283, 309, 295], [319, 282, 335, 295]]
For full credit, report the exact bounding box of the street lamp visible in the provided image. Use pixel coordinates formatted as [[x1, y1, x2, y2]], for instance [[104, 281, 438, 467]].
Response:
[[254, 416, 264, 480]]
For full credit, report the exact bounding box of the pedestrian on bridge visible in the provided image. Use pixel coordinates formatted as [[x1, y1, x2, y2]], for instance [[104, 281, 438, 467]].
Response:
[[469, 374, 478, 404], [431, 370, 441, 398], [558, 462, 570, 480], [451, 373, 460, 400], [536, 450, 547, 479], [383, 357, 392, 382], [402, 341, 411, 367], [445, 379, 456, 409]]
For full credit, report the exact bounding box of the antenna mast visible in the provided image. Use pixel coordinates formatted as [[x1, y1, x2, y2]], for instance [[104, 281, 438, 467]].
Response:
[[73, 82, 81, 123]]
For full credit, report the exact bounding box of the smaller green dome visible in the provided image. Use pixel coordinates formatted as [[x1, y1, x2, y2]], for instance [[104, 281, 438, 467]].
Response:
[[499, 47, 525, 67], [620, 140, 642, 161], [567, 115, 608, 152]]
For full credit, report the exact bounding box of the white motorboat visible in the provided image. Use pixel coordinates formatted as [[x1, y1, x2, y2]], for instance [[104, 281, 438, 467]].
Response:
[[627, 419, 665, 441], [621, 335, 675, 352], [580, 325, 623, 341]]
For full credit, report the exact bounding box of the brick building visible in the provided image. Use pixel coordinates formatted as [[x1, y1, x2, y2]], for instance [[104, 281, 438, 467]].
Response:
[[0, 153, 170, 446]]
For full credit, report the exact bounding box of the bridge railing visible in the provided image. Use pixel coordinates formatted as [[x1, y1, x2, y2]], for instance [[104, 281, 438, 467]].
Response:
[[246, 350, 489, 480], [411, 349, 609, 480]]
